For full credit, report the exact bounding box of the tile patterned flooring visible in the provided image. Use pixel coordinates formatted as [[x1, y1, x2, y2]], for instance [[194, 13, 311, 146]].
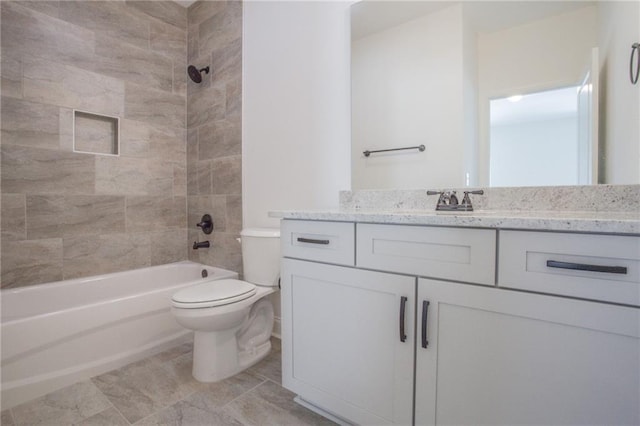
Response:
[[1, 338, 336, 426]]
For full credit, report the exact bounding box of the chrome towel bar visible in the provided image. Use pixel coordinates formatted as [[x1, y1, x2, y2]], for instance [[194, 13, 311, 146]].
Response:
[[363, 144, 425, 157]]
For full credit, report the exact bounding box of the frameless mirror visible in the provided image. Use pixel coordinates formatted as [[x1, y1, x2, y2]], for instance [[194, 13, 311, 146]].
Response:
[[351, 0, 640, 190]]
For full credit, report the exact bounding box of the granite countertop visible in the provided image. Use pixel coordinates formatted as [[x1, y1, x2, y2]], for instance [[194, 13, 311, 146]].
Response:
[[269, 209, 640, 235]]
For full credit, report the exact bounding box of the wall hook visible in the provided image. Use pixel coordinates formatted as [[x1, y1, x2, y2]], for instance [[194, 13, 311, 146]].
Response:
[[631, 42, 639, 84]]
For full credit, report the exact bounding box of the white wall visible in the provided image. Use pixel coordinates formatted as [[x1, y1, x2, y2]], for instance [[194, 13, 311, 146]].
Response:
[[477, 6, 598, 185], [351, 5, 465, 190], [242, 1, 351, 229], [598, 1, 640, 184], [490, 117, 579, 187]]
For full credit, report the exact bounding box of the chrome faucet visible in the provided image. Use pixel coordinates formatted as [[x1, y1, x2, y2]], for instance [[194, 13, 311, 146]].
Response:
[[427, 189, 483, 212]]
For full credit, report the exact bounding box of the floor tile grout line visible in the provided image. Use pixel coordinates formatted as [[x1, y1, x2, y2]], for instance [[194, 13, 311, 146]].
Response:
[[90, 377, 133, 426], [217, 376, 269, 410]]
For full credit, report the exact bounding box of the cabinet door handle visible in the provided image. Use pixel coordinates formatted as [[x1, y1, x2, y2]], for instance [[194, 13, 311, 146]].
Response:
[[421, 300, 430, 349], [296, 237, 330, 245], [546, 260, 627, 275], [399, 296, 408, 343]]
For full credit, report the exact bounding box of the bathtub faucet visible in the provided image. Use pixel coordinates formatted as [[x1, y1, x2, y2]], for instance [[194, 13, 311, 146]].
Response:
[[193, 241, 210, 250]]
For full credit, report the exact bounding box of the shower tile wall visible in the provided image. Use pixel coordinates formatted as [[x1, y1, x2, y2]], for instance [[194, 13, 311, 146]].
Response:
[[186, 1, 243, 274], [0, 1, 188, 288]]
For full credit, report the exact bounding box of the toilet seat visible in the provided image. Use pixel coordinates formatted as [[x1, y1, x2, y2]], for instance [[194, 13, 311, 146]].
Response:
[[171, 279, 257, 309]]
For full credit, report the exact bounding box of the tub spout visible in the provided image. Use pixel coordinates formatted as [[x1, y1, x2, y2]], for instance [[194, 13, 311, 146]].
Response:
[[193, 241, 210, 250]]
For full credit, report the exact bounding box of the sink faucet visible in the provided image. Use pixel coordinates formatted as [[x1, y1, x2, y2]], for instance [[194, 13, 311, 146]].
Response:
[[427, 189, 483, 211]]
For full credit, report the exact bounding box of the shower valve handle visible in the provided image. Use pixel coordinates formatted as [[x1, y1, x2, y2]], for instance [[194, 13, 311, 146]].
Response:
[[196, 214, 213, 234]]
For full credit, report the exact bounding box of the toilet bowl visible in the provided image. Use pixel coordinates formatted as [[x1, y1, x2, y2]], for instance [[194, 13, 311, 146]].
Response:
[[171, 228, 280, 382]]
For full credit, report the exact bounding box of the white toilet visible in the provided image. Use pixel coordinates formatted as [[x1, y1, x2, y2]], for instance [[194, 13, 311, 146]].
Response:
[[171, 228, 280, 382]]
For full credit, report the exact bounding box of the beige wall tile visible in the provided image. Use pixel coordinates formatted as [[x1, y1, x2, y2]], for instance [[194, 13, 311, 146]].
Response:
[[195, 160, 213, 195], [1, 0, 189, 287], [150, 229, 188, 266], [1, 238, 63, 288], [1, 97, 60, 149], [212, 155, 242, 195], [126, 196, 186, 231], [197, 2, 241, 57], [63, 233, 151, 280], [226, 195, 243, 234], [187, 1, 225, 27], [15, 1, 60, 18], [187, 23, 199, 61], [59, 108, 75, 151], [95, 156, 150, 196], [147, 158, 176, 196], [173, 163, 187, 196], [85, 35, 174, 93], [211, 38, 241, 86], [119, 119, 151, 158], [149, 125, 186, 160], [1, 54, 23, 99], [125, 83, 185, 128], [196, 232, 242, 274], [198, 118, 241, 161], [226, 77, 242, 118], [127, 1, 187, 30], [1, 194, 26, 241], [151, 20, 186, 63], [23, 57, 125, 117], [1, 144, 96, 195], [26, 195, 125, 239], [59, 1, 149, 50], [0, 2, 95, 66], [173, 62, 188, 97], [187, 83, 224, 128]]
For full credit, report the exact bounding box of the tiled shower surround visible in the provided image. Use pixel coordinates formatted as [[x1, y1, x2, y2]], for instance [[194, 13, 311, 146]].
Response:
[[186, 1, 243, 273], [0, 1, 243, 288]]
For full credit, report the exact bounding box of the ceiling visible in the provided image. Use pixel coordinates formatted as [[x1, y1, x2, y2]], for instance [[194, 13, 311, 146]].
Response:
[[351, 1, 596, 40]]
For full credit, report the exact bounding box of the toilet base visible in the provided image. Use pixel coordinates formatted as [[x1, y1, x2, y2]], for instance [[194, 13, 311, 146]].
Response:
[[192, 330, 272, 382]]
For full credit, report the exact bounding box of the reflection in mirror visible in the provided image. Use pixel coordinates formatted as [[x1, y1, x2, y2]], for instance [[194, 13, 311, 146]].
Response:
[[490, 86, 584, 187], [351, 1, 640, 190]]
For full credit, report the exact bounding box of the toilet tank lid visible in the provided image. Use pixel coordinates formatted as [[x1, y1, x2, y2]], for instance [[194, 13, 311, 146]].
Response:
[[241, 228, 280, 238]]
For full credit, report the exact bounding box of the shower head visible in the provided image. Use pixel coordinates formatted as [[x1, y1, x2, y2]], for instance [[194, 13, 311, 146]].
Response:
[[187, 65, 210, 83]]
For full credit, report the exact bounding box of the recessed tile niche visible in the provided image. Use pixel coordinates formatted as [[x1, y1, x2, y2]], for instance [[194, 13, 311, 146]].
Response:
[[73, 110, 119, 156]]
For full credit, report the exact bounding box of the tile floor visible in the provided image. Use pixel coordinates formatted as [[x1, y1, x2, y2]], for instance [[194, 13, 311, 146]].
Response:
[[1, 338, 336, 426]]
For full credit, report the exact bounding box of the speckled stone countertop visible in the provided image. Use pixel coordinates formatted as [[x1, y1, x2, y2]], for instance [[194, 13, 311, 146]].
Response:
[[270, 185, 640, 234], [269, 209, 640, 234]]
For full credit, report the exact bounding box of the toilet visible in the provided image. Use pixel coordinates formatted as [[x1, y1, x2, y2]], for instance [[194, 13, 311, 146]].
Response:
[[171, 228, 280, 382]]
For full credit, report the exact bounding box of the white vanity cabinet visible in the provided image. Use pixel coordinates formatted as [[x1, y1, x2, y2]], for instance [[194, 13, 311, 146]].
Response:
[[280, 219, 640, 425], [415, 278, 640, 426], [281, 259, 415, 425]]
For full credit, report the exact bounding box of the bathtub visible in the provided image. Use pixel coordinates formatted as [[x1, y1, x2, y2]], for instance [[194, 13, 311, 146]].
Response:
[[1, 261, 238, 409]]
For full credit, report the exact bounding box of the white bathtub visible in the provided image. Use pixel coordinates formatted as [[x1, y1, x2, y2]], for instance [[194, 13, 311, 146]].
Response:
[[1, 261, 238, 409]]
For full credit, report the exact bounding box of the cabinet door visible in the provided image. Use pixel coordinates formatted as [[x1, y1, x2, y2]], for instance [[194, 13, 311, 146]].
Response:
[[281, 258, 416, 425], [416, 278, 640, 426]]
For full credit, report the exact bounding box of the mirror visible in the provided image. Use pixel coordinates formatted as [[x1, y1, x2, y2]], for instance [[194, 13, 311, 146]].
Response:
[[351, 1, 640, 189]]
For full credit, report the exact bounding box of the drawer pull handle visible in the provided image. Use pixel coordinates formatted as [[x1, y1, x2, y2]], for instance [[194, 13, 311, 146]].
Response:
[[421, 300, 430, 349], [399, 296, 408, 343], [546, 260, 627, 275], [296, 237, 330, 245]]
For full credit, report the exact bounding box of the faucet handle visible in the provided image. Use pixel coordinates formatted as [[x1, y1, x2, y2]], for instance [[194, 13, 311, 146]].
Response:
[[461, 190, 484, 209]]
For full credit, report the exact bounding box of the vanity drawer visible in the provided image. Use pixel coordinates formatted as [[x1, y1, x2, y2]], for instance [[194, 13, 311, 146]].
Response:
[[281, 220, 355, 266], [356, 224, 496, 285], [499, 230, 640, 306]]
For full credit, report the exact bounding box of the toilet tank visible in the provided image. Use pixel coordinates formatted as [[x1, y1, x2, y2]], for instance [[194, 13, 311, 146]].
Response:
[[241, 228, 281, 287]]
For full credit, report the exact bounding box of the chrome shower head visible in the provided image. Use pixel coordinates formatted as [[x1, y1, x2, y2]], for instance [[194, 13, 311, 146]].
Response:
[[187, 65, 210, 83]]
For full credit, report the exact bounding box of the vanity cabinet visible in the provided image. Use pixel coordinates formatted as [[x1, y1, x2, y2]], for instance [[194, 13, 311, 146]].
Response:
[[281, 259, 415, 425], [415, 278, 640, 426], [280, 219, 640, 425]]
